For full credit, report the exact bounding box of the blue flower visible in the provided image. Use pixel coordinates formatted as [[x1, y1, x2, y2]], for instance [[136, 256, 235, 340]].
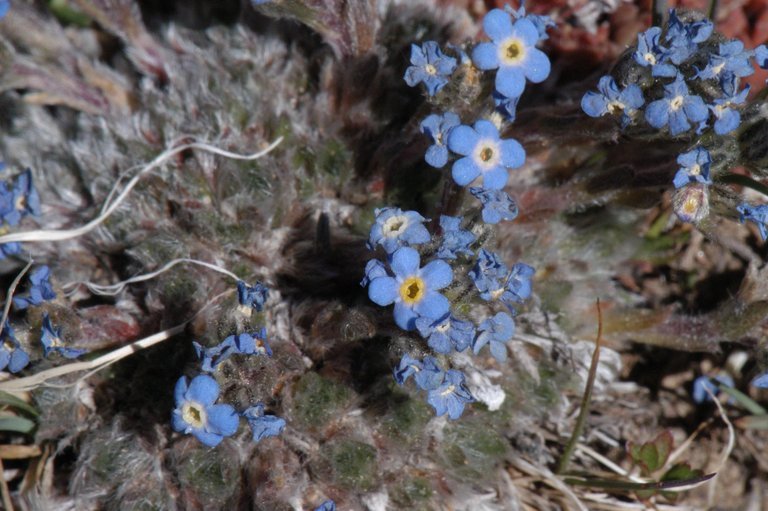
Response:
[[692, 375, 734, 404], [0, 242, 21, 259], [426, 370, 474, 420], [414, 356, 445, 390], [232, 328, 272, 356], [756, 44, 768, 69], [193, 337, 236, 373], [367, 247, 452, 330], [237, 280, 268, 312], [665, 10, 713, 65], [3, 169, 40, 226], [695, 40, 754, 81], [469, 187, 518, 224], [171, 374, 239, 447], [367, 207, 430, 254], [644, 75, 708, 136], [0, 0, 8, 19], [421, 112, 460, 168], [581, 75, 644, 128], [737, 203, 768, 239], [404, 41, 457, 96], [415, 313, 474, 353], [0, 323, 29, 373], [751, 371, 768, 388], [473, 312, 515, 362], [471, 9, 551, 98], [493, 91, 520, 122], [672, 147, 712, 189], [503, 263, 535, 304], [436, 215, 474, 260], [394, 353, 423, 385], [633, 27, 676, 77], [447, 120, 525, 190], [504, 1, 555, 41], [314, 501, 336, 511], [40, 314, 86, 359], [360, 259, 388, 287], [13, 265, 56, 310], [468, 249, 507, 300], [710, 75, 749, 135], [242, 403, 286, 442]]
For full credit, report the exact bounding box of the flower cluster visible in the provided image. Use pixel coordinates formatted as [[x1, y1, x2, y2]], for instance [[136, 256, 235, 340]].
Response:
[[363, 6, 545, 420], [0, 168, 41, 258], [582, 9, 768, 231], [171, 280, 286, 447]]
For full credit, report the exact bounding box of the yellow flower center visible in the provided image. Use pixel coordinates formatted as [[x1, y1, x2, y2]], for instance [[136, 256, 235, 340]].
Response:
[[682, 196, 699, 216], [669, 95, 684, 111], [182, 402, 206, 429], [399, 276, 425, 305], [480, 147, 494, 162], [500, 38, 526, 65]]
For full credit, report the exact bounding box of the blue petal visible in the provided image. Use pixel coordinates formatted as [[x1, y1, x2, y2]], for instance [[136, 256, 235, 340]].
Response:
[[472, 42, 500, 70], [186, 374, 220, 406], [446, 396, 466, 420], [499, 138, 525, 168], [483, 9, 513, 43], [403, 67, 427, 87], [683, 96, 708, 123], [413, 291, 449, 320], [482, 166, 508, 190], [668, 110, 690, 136], [420, 259, 452, 290], [495, 66, 526, 99], [714, 110, 740, 135], [581, 91, 608, 117], [474, 120, 499, 140], [473, 332, 490, 355], [490, 339, 508, 362], [511, 18, 539, 46], [751, 371, 768, 388], [368, 277, 398, 306], [174, 376, 188, 404], [393, 301, 419, 330], [447, 125, 479, 155], [0, 350, 9, 371], [644, 100, 669, 129], [171, 411, 190, 433], [425, 145, 448, 168], [193, 429, 224, 447], [426, 392, 448, 417], [523, 48, 550, 83], [390, 246, 420, 277], [409, 44, 427, 66], [206, 403, 240, 435], [452, 157, 480, 186]]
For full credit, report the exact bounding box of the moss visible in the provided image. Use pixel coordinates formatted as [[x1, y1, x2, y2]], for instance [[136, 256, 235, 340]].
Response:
[[323, 440, 378, 491], [440, 420, 508, 478], [391, 476, 434, 509], [379, 390, 432, 443], [177, 448, 239, 506], [292, 372, 353, 428]]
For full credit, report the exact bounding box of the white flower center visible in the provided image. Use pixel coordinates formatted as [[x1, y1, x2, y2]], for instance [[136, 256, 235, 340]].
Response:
[[473, 140, 501, 170], [382, 215, 409, 237], [689, 164, 701, 176], [712, 62, 725, 76], [182, 402, 207, 429], [669, 95, 684, 111], [425, 64, 437, 75], [499, 37, 526, 66], [644, 53, 657, 65], [607, 100, 625, 115], [436, 320, 451, 334], [441, 384, 456, 396]]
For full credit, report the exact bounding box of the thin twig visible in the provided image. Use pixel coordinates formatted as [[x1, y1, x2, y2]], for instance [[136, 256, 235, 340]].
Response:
[[0, 138, 283, 244], [557, 299, 603, 475], [0, 260, 34, 330], [704, 385, 735, 506]]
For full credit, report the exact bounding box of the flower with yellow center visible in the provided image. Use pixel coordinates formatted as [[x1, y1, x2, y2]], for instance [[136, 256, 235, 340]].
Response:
[[171, 374, 239, 447], [367, 247, 452, 331]]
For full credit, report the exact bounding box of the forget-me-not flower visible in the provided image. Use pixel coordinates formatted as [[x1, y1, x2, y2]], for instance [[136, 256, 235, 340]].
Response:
[[645, 75, 708, 136], [665, 10, 713, 65], [421, 112, 460, 168], [360, 259, 388, 287], [469, 249, 508, 300], [581, 75, 644, 128], [710, 76, 749, 135], [692, 374, 734, 404], [0, 323, 29, 373], [493, 91, 520, 122], [231, 328, 272, 356], [242, 403, 286, 442], [415, 313, 474, 353], [633, 27, 676, 77], [473, 312, 515, 362], [673, 147, 712, 189], [41, 314, 86, 359], [237, 280, 268, 312], [171, 374, 239, 447], [751, 371, 768, 388], [447, 120, 525, 189], [13, 265, 56, 310], [469, 187, 519, 224], [394, 353, 423, 385], [696, 40, 754, 81], [426, 370, 474, 420], [737, 203, 768, 239], [471, 9, 551, 99], [194, 337, 236, 373], [414, 356, 445, 390], [368, 247, 452, 330], [436, 215, 474, 260], [3, 169, 40, 226], [367, 207, 430, 254], [314, 501, 336, 511], [502, 263, 535, 304], [404, 41, 457, 96]]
